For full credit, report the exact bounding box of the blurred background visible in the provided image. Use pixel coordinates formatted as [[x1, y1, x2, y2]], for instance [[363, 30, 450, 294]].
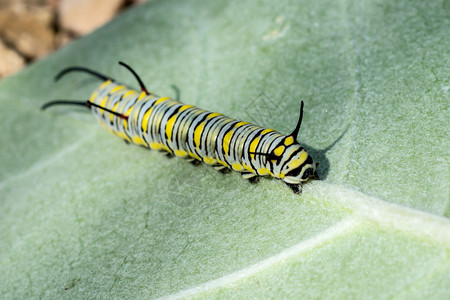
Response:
[[0, 0, 148, 79]]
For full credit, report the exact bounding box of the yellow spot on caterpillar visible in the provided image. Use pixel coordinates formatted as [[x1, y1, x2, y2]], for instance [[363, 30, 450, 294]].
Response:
[[110, 85, 125, 93], [175, 150, 187, 157], [126, 106, 133, 116], [288, 159, 302, 169], [132, 136, 147, 146], [100, 96, 108, 113], [278, 173, 285, 179], [299, 150, 308, 162], [274, 145, 285, 156], [232, 163, 243, 171], [243, 164, 253, 172], [194, 122, 205, 147], [116, 131, 130, 142], [180, 105, 194, 111], [284, 136, 294, 145], [123, 91, 135, 98], [207, 112, 222, 119], [217, 158, 228, 167], [150, 142, 162, 150], [161, 145, 172, 153], [110, 103, 120, 122], [222, 130, 233, 155], [204, 156, 216, 164], [287, 151, 308, 169], [141, 109, 153, 131], [89, 91, 97, 102], [165, 114, 177, 140], [261, 129, 274, 135], [99, 80, 112, 89], [258, 168, 267, 175], [138, 91, 147, 100], [188, 151, 201, 161], [156, 97, 170, 103], [249, 136, 261, 158]]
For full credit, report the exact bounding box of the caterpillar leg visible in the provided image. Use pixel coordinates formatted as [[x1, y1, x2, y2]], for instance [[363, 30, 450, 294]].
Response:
[[219, 168, 231, 174], [187, 158, 202, 166], [248, 176, 260, 184], [241, 172, 259, 184], [285, 183, 302, 194], [213, 164, 231, 174]]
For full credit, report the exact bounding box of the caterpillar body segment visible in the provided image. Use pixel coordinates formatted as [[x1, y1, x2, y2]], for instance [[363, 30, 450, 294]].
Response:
[[42, 62, 319, 193]]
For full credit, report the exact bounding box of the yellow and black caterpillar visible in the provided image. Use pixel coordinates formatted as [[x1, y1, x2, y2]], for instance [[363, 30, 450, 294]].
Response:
[[42, 62, 319, 193]]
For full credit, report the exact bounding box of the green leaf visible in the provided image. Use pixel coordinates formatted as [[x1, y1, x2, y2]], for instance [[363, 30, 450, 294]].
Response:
[[0, 0, 449, 298]]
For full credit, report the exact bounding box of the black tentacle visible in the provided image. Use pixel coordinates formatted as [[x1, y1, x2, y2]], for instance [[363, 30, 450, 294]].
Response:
[[55, 67, 112, 82]]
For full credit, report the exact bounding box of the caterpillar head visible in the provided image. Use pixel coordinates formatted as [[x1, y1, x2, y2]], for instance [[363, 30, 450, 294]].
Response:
[[278, 100, 319, 192], [280, 148, 319, 185], [250, 100, 319, 193], [250, 137, 318, 193], [269, 141, 319, 187]]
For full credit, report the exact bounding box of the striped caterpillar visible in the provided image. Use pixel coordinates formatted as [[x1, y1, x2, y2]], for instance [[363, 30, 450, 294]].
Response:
[[42, 62, 319, 193]]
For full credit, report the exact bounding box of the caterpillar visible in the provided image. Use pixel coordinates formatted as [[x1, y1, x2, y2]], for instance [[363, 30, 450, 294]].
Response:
[[42, 61, 319, 193]]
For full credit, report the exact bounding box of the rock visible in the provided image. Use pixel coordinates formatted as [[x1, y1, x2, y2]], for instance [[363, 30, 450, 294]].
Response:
[[0, 0, 146, 79], [0, 6, 55, 59], [0, 39, 25, 78], [59, 0, 125, 36], [55, 30, 74, 49]]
